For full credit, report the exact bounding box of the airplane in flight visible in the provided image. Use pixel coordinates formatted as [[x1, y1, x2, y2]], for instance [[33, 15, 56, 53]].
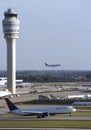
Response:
[[4, 98, 76, 118], [45, 63, 61, 67]]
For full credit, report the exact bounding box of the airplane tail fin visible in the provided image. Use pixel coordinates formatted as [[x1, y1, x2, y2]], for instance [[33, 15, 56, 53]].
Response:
[[4, 98, 18, 111], [45, 63, 48, 66]]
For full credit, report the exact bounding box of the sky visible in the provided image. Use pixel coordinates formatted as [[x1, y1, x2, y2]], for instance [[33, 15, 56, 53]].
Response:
[[0, 0, 91, 70]]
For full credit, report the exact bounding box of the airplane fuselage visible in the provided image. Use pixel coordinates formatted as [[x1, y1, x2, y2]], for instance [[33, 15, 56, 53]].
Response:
[[45, 63, 61, 67], [10, 106, 76, 116]]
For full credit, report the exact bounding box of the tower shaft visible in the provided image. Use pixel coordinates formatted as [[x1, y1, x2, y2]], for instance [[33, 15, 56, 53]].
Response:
[[7, 39, 16, 94]]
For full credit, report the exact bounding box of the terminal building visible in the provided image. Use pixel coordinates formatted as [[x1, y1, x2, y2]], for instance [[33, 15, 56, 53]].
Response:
[[0, 77, 33, 88]]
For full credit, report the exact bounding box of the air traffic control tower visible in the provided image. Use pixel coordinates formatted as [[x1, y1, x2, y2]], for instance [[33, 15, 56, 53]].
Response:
[[2, 8, 20, 94]]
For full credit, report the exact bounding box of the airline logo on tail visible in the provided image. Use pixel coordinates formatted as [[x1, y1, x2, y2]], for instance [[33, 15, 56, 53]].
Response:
[[5, 98, 18, 111]]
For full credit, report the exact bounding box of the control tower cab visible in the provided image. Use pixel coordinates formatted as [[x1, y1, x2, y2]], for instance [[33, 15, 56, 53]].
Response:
[[3, 8, 20, 39]]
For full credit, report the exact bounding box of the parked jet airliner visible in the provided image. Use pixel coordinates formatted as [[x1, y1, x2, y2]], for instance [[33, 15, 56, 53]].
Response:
[[45, 63, 61, 67], [0, 89, 19, 98], [63, 94, 91, 100], [4, 98, 76, 118]]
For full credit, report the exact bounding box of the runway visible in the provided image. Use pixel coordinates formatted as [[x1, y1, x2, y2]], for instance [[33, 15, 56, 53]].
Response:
[[0, 128, 90, 130], [0, 113, 91, 120]]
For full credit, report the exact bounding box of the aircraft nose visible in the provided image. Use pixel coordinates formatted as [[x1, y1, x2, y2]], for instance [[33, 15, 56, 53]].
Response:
[[73, 108, 76, 112]]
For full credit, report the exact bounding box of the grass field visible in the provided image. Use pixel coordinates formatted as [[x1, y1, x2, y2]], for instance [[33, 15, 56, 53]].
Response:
[[0, 120, 91, 128], [72, 111, 91, 116]]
